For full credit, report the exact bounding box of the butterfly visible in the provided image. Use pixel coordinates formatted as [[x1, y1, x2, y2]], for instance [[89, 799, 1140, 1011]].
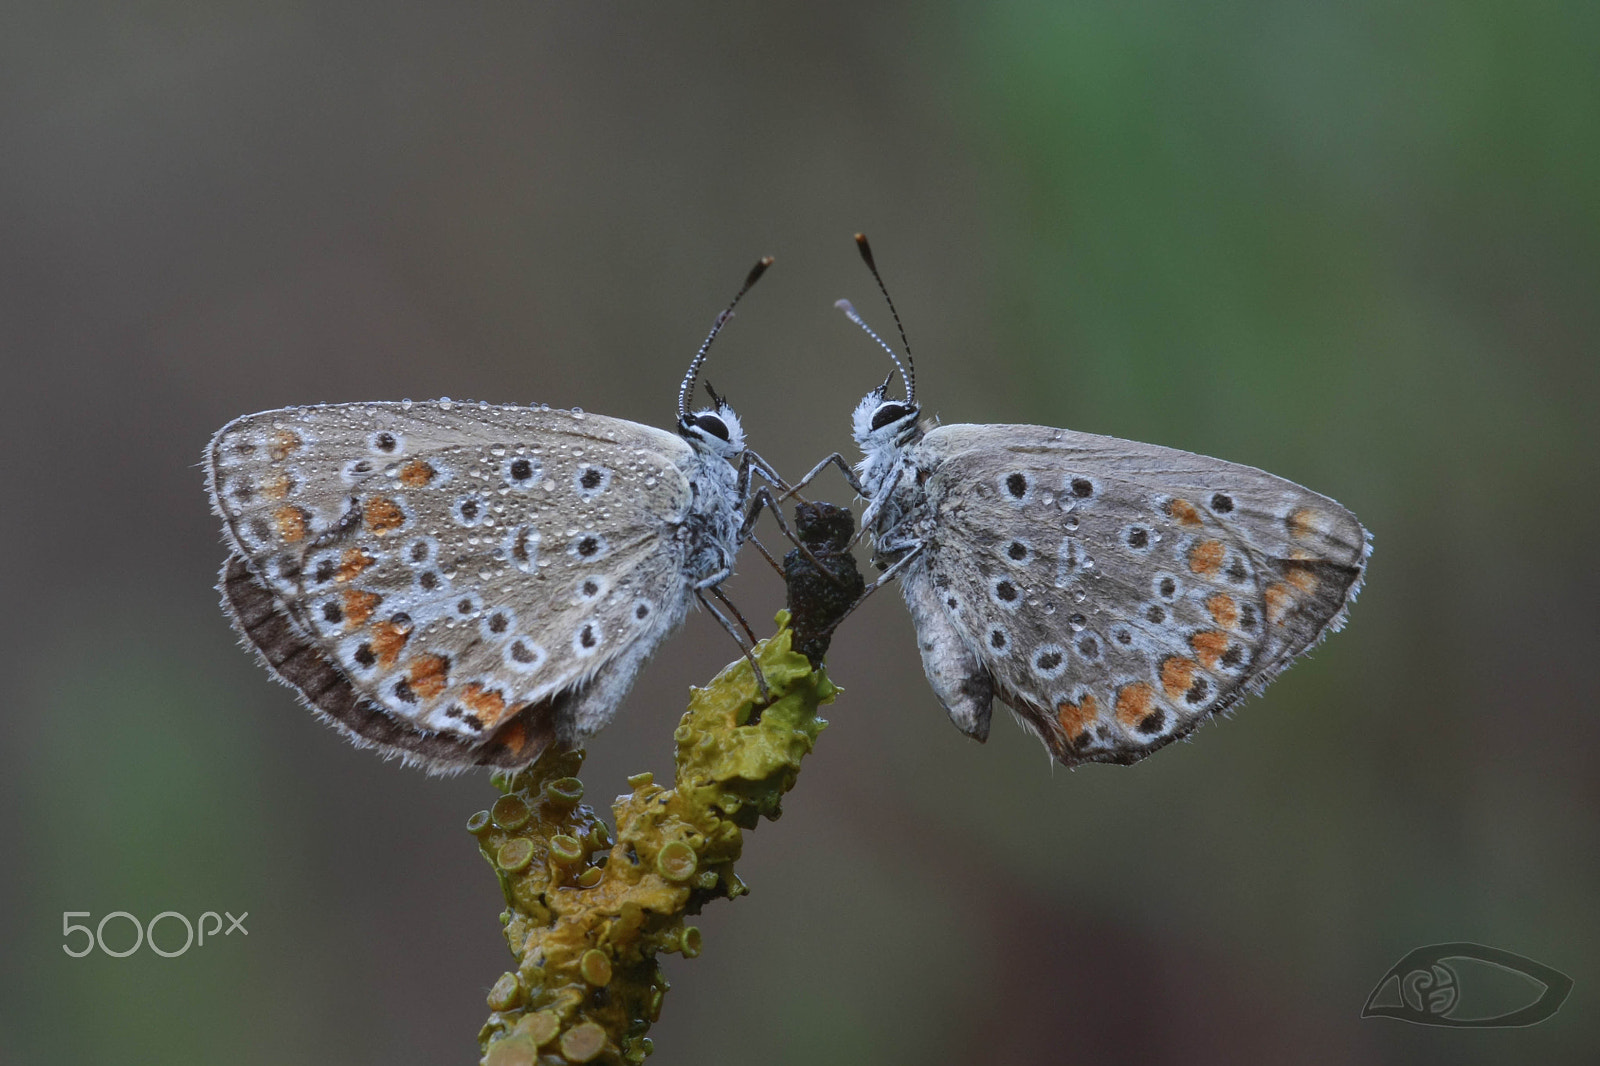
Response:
[[804, 235, 1371, 767], [206, 258, 780, 773]]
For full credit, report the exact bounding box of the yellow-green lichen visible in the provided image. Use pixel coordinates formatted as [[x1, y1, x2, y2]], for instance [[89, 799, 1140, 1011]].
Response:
[[475, 615, 836, 1064]]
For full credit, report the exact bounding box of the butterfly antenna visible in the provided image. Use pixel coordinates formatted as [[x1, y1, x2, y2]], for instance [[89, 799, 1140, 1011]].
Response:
[[834, 298, 913, 405], [853, 233, 915, 404], [679, 256, 774, 421]]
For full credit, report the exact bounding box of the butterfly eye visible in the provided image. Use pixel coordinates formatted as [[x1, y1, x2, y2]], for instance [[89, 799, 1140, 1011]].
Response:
[[869, 403, 912, 431], [692, 414, 730, 441]]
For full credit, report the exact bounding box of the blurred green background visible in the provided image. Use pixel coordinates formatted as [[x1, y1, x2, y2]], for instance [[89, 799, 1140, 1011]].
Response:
[[4, 3, 1596, 1063]]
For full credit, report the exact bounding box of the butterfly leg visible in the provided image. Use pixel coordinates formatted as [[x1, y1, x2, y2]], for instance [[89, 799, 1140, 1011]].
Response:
[[742, 450, 794, 496], [741, 488, 850, 587], [745, 532, 788, 579], [851, 465, 907, 549], [808, 538, 926, 642], [782, 452, 869, 501], [694, 585, 771, 699]]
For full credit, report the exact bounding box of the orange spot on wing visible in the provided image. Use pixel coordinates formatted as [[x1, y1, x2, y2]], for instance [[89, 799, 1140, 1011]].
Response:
[[406, 654, 450, 698], [1285, 566, 1320, 594], [364, 496, 405, 535], [1160, 656, 1198, 699], [1056, 694, 1099, 741], [267, 429, 302, 462], [1190, 630, 1229, 670], [336, 547, 375, 582], [495, 719, 532, 755], [1188, 539, 1225, 576], [399, 459, 436, 486], [1287, 508, 1318, 540], [342, 589, 382, 625], [1114, 683, 1155, 729], [460, 683, 511, 728], [273, 505, 309, 543], [1205, 593, 1239, 628], [1166, 498, 1204, 527], [370, 620, 410, 668], [1264, 582, 1293, 624], [260, 472, 295, 500]]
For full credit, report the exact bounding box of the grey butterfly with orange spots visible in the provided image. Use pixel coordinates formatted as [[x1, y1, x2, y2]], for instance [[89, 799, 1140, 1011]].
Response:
[[802, 235, 1370, 767], [206, 258, 779, 773]]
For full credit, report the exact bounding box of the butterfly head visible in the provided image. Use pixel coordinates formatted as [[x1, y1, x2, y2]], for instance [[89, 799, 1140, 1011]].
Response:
[[851, 375, 920, 450], [680, 384, 746, 460], [675, 256, 770, 462]]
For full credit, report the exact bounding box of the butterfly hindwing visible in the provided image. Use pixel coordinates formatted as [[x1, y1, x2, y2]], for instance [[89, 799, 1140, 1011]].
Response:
[[206, 401, 699, 768], [910, 423, 1369, 766]]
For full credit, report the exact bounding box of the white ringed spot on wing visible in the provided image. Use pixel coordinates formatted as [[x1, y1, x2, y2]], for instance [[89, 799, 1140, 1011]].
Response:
[[1032, 644, 1069, 679], [1001, 537, 1033, 566], [573, 619, 603, 657], [480, 607, 517, 642], [999, 471, 1033, 505], [568, 533, 610, 562], [451, 494, 489, 527], [503, 637, 548, 673], [574, 465, 613, 500], [503, 525, 541, 573], [988, 575, 1024, 611], [404, 536, 438, 567], [502, 456, 543, 490]]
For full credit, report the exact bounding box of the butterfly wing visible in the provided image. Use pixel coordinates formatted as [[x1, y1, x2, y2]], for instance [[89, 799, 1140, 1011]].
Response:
[[908, 423, 1369, 766], [206, 400, 698, 771]]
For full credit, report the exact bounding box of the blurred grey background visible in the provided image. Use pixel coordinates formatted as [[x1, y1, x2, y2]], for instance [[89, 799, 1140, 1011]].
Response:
[[4, 3, 1597, 1063]]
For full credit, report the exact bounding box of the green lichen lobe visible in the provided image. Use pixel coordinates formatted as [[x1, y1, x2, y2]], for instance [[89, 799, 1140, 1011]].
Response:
[[476, 616, 834, 1064]]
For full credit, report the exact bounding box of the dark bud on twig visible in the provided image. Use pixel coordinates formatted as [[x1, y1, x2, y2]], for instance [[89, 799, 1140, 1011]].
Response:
[[783, 502, 865, 666]]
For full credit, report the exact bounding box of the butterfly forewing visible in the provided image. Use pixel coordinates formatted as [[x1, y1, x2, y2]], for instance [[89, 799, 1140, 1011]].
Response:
[[911, 424, 1368, 766], [207, 401, 699, 767]]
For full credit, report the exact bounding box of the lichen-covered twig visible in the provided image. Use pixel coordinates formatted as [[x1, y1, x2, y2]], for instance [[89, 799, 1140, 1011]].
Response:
[[470, 613, 837, 1065]]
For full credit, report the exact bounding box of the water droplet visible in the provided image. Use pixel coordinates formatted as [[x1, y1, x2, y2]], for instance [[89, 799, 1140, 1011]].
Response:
[[1040, 491, 1055, 506], [400, 398, 413, 410], [1065, 515, 1079, 530], [479, 568, 493, 581], [1068, 613, 1087, 631], [490, 444, 507, 457], [1081, 555, 1095, 570], [438, 397, 453, 410]]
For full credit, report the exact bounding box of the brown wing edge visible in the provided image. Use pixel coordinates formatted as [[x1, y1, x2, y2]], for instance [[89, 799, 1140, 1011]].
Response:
[[996, 521, 1372, 768], [219, 554, 559, 774]]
